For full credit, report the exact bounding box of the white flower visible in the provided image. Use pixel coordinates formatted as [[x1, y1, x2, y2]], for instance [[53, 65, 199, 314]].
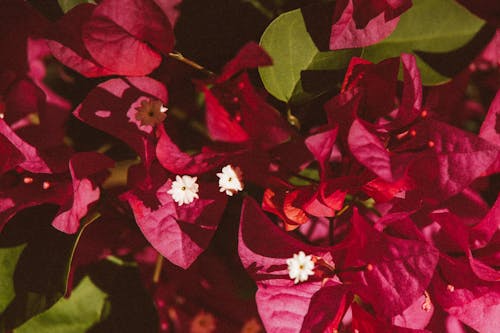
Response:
[[167, 175, 199, 206], [216, 165, 244, 196], [286, 251, 315, 284]]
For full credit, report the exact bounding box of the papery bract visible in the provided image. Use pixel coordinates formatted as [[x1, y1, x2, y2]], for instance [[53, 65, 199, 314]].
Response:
[[52, 152, 113, 234], [300, 283, 350, 333], [430, 255, 500, 333], [205, 73, 292, 149], [480, 90, 500, 174], [352, 303, 430, 333], [341, 210, 439, 318], [0, 119, 51, 174], [304, 127, 339, 177], [0, 0, 48, 75], [406, 119, 499, 201], [239, 198, 342, 332], [74, 77, 167, 166], [82, 0, 175, 76], [330, 0, 403, 50], [156, 125, 227, 175], [125, 165, 227, 269], [0, 135, 23, 175], [216, 42, 272, 83], [352, 0, 412, 28], [46, 4, 115, 78]]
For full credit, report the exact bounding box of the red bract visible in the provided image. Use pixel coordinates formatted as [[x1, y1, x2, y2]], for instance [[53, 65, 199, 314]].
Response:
[[430, 255, 500, 333], [82, 0, 174, 76], [74, 76, 168, 166], [239, 197, 340, 332], [46, 4, 115, 78], [480, 90, 500, 145], [480, 90, 500, 174], [47, 0, 175, 77], [404, 119, 499, 201], [0, 152, 112, 234], [205, 74, 292, 149], [52, 152, 114, 234], [351, 0, 412, 28], [335, 55, 498, 203], [215, 42, 272, 83], [156, 125, 227, 175], [304, 126, 339, 178], [239, 198, 442, 331], [300, 283, 350, 332], [203, 42, 291, 148], [0, 134, 23, 175], [124, 163, 227, 269], [352, 303, 430, 333], [330, 0, 403, 50], [0, 0, 48, 75], [0, 119, 51, 174], [341, 210, 439, 318]]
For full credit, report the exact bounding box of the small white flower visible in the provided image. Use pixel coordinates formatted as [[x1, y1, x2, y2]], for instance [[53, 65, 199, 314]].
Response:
[[216, 165, 244, 196], [286, 251, 315, 284], [167, 175, 199, 206]]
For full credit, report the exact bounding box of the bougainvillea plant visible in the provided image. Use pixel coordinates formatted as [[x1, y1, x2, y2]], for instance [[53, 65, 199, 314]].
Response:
[[0, 0, 499, 332]]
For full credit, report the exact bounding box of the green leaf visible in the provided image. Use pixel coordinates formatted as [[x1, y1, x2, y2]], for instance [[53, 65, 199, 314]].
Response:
[[15, 277, 109, 333], [259, 9, 359, 104], [0, 207, 99, 331], [361, 0, 485, 85], [289, 167, 320, 186], [57, 0, 96, 13], [0, 245, 26, 314]]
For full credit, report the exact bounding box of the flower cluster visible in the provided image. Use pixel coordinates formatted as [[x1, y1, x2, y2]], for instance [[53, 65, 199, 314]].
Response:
[[0, 0, 499, 332]]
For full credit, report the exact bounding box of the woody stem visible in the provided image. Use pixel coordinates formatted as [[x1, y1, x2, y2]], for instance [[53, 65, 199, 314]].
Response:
[[168, 51, 216, 77]]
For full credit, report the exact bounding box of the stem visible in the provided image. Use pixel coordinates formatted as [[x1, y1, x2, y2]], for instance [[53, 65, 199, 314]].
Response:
[[286, 106, 301, 129], [243, 0, 275, 20], [153, 254, 164, 284], [168, 52, 216, 77], [336, 204, 350, 216]]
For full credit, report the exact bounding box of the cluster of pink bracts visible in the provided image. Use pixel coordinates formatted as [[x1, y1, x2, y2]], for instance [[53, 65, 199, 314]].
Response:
[[1, 0, 499, 332]]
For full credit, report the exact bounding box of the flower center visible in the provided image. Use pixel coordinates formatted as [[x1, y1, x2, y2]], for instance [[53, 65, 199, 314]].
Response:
[[134, 99, 167, 127]]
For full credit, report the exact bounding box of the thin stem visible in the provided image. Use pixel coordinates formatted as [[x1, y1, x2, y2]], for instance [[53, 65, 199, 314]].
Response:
[[168, 52, 216, 77], [286, 106, 301, 129], [336, 204, 350, 216], [153, 254, 164, 284], [243, 0, 275, 20]]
